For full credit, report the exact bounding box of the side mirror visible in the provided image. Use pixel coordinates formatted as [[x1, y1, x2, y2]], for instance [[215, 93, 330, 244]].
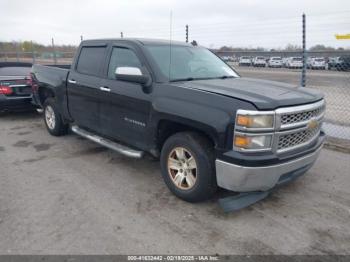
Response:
[[115, 67, 149, 85]]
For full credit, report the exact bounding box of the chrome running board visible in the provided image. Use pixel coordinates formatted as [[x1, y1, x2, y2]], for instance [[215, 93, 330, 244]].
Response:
[[71, 125, 144, 159]]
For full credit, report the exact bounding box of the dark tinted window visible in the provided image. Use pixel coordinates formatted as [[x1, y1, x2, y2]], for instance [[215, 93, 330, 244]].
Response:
[[108, 47, 142, 78], [76, 46, 106, 76]]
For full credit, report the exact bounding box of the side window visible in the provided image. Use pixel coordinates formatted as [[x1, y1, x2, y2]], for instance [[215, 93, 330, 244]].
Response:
[[108, 47, 142, 78], [76, 46, 106, 76]]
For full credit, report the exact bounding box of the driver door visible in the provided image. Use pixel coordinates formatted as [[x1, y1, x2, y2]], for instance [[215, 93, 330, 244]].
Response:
[[99, 45, 152, 149]]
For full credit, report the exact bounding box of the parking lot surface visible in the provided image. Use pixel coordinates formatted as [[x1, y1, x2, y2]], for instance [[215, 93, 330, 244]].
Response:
[[0, 112, 350, 255]]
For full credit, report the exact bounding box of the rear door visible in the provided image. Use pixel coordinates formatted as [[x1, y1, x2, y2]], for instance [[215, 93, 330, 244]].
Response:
[[67, 45, 107, 132], [99, 44, 152, 149]]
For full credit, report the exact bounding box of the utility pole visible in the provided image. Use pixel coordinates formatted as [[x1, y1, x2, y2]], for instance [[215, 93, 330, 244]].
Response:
[[52, 38, 57, 65], [185, 24, 189, 43], [31, 40, 35, 64], [80, 35, 83, 42], [301, 13, 306, 87], [120, 32, 124, 38], [15, 42, 19, 62]]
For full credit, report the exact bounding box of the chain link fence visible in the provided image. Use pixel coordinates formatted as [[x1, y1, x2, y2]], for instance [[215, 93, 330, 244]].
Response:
[[214, 49, 350, 144], [0, 12, 349, 149], [214, 51, 350, 150], [0, 51, 75, 65], [1, 49, 349, 148]]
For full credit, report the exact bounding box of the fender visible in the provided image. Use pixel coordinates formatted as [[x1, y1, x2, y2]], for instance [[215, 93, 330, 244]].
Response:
[[151, 96, 232, 149], [32, 64, 71, 121]]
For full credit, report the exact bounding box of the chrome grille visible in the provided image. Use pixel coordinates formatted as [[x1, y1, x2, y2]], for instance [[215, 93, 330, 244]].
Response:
[[280, 105, 325, 125], [277, 125, 321, 151], [233, 100, 325, 154]]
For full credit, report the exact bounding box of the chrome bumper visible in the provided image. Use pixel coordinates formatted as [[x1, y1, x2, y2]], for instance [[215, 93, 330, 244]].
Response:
[[215, 145, 322, 192]]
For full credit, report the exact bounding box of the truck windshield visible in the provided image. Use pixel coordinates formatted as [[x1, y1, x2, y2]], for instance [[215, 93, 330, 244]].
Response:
[[145, 45, 239, 82]]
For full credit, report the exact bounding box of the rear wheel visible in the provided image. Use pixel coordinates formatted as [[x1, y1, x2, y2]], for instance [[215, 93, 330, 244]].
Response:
[[43, 97, 68, 136], [160, 132, 217, 202]]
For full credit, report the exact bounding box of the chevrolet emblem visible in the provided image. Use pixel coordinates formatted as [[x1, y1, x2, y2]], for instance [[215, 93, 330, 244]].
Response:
[[307, 119, 318, 129]]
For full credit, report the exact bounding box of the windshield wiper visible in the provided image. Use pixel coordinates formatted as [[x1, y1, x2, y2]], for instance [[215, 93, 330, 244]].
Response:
[[219, 75, 235, 79], [170, 77, 195, 82], [170, 76, 235, 82]]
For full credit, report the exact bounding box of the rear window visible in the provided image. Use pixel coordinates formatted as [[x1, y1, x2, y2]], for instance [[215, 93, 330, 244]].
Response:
[[0, 67, 31, 76], [257, 57, 265, 60], [292, 57, 302, 61], [271, 57, 282, 60], [76, 46, 106, 76], [315, 58, 324, 62], [241, 56, 250, 59]]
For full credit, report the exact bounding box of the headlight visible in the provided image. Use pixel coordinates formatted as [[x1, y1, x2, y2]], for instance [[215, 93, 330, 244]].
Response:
[[234, 133, 273, 150], [236, 110, 275, 130]]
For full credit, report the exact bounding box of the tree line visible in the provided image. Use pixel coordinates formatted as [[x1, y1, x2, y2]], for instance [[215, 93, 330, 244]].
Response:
[[0, 41, 77, 53], [0, 41, 347, 53]]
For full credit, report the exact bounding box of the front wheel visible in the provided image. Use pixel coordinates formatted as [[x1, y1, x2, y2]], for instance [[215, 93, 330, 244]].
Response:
[[160, 132, 217, 202], [43, 97, 68, 136]]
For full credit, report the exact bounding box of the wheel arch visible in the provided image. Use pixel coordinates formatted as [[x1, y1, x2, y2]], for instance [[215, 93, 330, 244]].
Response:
[[156, 118, 219, 152], [38, 86, 56, 105]]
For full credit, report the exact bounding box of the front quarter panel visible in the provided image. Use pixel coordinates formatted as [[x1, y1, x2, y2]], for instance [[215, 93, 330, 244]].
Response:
[[151, 83, 257, 149]]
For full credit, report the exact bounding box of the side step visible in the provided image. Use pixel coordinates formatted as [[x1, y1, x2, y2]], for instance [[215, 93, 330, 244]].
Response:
[[71, 125, 144, 159]]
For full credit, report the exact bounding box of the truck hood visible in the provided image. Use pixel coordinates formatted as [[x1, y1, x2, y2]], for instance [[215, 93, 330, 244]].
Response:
[[178, 77, 323, 110]]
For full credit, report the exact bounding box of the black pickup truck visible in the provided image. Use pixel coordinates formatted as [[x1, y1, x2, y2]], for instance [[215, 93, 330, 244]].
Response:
[[31, 38, 325, 207]]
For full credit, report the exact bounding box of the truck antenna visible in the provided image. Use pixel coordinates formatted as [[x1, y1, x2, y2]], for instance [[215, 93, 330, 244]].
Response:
[[168, 10, 173, 81]]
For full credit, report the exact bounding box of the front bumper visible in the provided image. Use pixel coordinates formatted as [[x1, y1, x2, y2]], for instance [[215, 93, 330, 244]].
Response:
[[215, 142, 323, 192]]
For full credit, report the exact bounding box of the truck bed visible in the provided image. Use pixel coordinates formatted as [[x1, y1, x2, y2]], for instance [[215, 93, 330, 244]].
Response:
[[31, 64, 71, 111]]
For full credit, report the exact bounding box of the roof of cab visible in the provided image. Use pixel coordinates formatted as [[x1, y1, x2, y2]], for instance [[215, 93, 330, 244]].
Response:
[[81, 38, 191, 47]]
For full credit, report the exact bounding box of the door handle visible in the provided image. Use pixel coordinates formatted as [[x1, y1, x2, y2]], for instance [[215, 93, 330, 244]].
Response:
[[68, 79, 77, 84], [99, 86, 111, 92]]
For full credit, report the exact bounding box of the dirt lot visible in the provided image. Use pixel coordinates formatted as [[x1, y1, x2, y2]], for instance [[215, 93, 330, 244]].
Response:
[[0, 112, 350, 255]]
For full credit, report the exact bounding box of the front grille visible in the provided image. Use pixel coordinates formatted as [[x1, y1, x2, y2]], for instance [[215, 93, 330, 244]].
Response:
[[278, 125, 321, 151], [280, 104, 325, 126], [234, 100, 325, 154]]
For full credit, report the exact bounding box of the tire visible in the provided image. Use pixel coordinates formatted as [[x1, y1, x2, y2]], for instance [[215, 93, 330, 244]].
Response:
[[43, 97, 68, 136], [160, 132, 217, 202]]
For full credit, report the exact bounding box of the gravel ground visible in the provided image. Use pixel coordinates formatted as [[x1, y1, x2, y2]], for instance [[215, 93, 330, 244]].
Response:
[[0, 112, 350, 255]]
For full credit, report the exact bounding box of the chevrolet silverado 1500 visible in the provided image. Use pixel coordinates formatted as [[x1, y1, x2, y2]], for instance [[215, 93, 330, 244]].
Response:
[[31, 39, 325, 207]]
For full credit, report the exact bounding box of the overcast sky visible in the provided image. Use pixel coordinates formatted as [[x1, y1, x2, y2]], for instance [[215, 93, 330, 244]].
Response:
[[1, 0, 349, 48]]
